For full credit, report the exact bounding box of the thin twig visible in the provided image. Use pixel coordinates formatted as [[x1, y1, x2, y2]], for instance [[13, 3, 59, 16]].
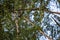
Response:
[[18, 8, 39, 10], [46, 10, 60, 14], [24, 17, 52, 40], [17, 8, 60, 14], [15, 19, 19, 38], [24, 17, 34, 27], [39, 30, 52, 40], [15, 20, 19, 33]]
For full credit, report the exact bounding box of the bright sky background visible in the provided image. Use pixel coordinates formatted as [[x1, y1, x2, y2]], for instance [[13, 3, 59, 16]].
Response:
[[40, 0, 60, 40]]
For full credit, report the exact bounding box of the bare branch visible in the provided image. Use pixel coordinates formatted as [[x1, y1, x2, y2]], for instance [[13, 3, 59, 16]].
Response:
[[15, 20, 19, 38], [24, 17, 52, 40], [17, 8, 60, 14], [46, 10, 60, 14], [18, 8, 39, 11], [52, 17, 60, 26]]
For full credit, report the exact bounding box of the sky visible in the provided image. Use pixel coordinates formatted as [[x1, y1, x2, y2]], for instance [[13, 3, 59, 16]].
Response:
[[29, 0, 60, 40], [40, 0, 60, 40]]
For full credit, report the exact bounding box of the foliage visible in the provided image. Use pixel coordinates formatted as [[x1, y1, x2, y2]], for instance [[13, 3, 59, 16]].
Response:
[[0, 0, 60, 40]]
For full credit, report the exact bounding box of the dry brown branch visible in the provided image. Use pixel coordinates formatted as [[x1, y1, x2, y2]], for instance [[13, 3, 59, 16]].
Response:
[[24, 17, 53, 40], [46, 10, 60, 14], [15, 20, 19, 33], [17, 8, 60, 14], [39, 30, 52, 40], [24, 17, 34, 27], [15, 20, 19, 38], [18, 8, 39, 10]]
